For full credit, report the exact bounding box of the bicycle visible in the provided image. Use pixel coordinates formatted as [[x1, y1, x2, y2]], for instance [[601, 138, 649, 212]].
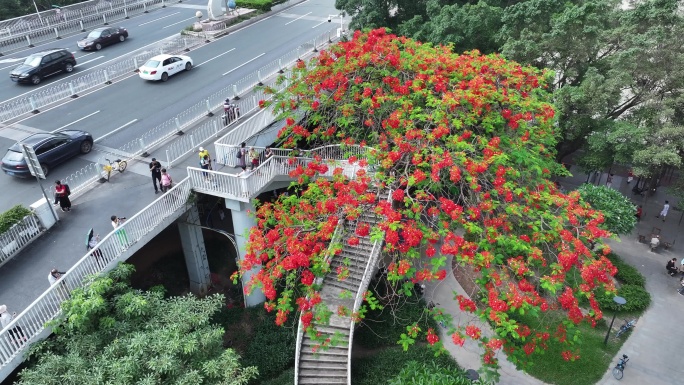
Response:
[[615, 319, 637, 338], [103, 158, 127, 182], [612, 354, 629, 380]]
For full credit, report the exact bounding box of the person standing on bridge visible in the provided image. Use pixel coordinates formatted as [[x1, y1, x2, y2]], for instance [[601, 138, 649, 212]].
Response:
[[199, 147, 211, 168], [149, 158, 162, 194], [0, 305, 26, 346]]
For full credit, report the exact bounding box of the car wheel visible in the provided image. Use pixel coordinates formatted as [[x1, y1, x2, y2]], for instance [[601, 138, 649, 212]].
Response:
[[161, 72, 168, 82], [31, 75, 41, 85], [41, 164, 49, 177], [95, 43, 102, 50], [80, 140, 93, 154], [119, 35, 125, 42], [185, 62, 192, 71], [64, 63, 74, 73]]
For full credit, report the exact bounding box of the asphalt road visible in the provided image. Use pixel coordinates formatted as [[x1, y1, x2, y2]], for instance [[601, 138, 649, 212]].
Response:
[[0, 0, 343, 213], [0, 0, 209, 101]]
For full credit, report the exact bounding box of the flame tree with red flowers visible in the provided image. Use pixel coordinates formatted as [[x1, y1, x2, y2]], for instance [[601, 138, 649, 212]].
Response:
[[235, 29, 618, 374]]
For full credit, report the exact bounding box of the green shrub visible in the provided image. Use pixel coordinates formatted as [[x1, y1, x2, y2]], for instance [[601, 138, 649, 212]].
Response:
[[597, 284, 651, 313], [242, 312, 295, 381], [236, 0, 272, 11], [352, 345, 460, 385], [605, 253, 646, 287], [260, 367, 294, 385], [0, 205, 32, 234]]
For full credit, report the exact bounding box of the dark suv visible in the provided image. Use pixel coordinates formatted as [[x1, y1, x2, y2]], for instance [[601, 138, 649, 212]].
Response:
[[10, 49, 76, 85]]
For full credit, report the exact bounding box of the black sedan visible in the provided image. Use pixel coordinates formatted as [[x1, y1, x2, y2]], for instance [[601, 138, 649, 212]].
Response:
[[77, 27, 128, 51], [1, 130, 93, 178]]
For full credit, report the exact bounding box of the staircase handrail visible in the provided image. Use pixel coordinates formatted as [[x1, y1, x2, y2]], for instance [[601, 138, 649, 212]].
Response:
[[346, 189, 391, 385], [294, 217, 344, 384]]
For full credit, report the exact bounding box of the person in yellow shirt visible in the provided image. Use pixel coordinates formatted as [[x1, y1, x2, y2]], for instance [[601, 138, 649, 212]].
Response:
[[198, 147, 210, 167]]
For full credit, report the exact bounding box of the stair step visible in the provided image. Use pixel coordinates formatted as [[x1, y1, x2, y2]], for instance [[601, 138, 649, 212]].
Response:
[[324, 279, 361, 292], [306, 324, 350, 336], [300, 352, 348, 363], [299, 376, 347, 384], [299, 361, 348, 370], [299, 368, 347, 378]]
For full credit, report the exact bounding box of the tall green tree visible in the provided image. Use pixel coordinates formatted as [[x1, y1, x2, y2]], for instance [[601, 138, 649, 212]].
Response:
[[18, 264, 258, 385], [577, 184, 637, 236]]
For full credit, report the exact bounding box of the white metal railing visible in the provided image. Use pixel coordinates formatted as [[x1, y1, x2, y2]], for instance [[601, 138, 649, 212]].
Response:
[[0, 215, 44, 269], [294, 217, 344, 384], [346, 190, 390, 385], [0, 177, 193, 365], [49, 162, 103, 197]]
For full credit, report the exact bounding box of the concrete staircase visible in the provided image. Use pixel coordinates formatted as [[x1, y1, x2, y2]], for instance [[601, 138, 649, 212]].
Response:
[[296, 208, 384, 385]]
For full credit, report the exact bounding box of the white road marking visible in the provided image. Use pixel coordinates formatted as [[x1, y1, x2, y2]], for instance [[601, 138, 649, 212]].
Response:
[[163, 16, 197, 29], [74, 56, 104, 67], [284, 12, 312, 25], [51, 110, 101, 133], [222, 53, 265, 76], [195, 48, 236, 67], [138, 12, 180, 26], [312, 21, 326, 28], [94, 119, 138, 143]]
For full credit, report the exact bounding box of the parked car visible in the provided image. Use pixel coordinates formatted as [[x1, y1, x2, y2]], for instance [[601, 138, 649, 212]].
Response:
[[77, 27, 128, 51], [9, 49, 76, 85], [1, 130, 93, 178], [138, 54, 193, 82]]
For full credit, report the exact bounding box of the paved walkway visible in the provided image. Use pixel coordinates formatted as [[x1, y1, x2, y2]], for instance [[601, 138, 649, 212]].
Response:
[[426, 168, 683, 384]]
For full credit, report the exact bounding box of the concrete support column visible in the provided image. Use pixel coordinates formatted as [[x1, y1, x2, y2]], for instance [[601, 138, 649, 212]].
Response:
[[227, 199, 266, 307], [178, 206, 210, 296]]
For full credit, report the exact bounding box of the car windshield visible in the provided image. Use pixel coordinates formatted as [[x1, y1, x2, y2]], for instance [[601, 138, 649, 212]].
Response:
[[3, 150, 24, 162], [144, 60, 160, 68], [87, 30, 102, 39], [23, 55, 41, 67]]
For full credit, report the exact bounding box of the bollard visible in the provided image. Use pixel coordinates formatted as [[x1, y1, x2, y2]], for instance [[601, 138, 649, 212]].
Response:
[[213, 119, 219, 137], [278, 59, 284, 74], [296, 47, 301, 62], [159, 47, 164, 55], [80, 20, 85, 32], [232, 85, 240, 100], [313, 37, 318, 52], [103, 14, 108, 25], [162, 0, 166, 8], [139, 138, 150, 157], [190, 134, 195, 149], [257, 70, 263, 86], [206, 99, 213, 117], [184, 38, 190, 52], [69, 81, 78, 98], [124, 8, 129, 19], [29, 97, 39, 114], [143, 3, 148, 13], [328, 30, 332, 43], [110, 2, 113, 10], [104, 70, 111, 84], [175, 117, 184, 135], [54, 27, 60, 39], [26, 35, 33, 48], [166, 149, 171, 169], [80, 10, 84, 19], [133, 58, 139, 72]]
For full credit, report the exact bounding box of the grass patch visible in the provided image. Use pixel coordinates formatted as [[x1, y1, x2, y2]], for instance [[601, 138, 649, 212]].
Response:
[[351, 344, 460, 385]]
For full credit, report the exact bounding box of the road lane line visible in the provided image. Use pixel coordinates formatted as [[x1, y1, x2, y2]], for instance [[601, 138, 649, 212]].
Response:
[[222, 53, 266, 76], [94, 119, 138, 143], [285, 12, 312, 25], [138, 12, 180, 26], [75, 56, 104, 67], [163, 16, 196, 29], [195, 48, 236, 67], [74, 52, 97, 60], [312, 21, 326, 28], [51, 110, 101, 133]]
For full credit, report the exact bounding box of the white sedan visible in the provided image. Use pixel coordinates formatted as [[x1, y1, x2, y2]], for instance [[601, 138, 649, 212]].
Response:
[[138, 54, 193, 82]]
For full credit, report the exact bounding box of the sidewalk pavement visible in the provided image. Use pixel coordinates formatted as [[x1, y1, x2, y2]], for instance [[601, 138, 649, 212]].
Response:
[[424, 168, 684, 384]]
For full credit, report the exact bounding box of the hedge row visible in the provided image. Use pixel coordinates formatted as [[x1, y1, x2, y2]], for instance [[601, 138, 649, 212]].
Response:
[[236, 0, 272, 11], [605, 253, 646, 287], [597, 253, 651, 313], [0, 205, 32, 234]]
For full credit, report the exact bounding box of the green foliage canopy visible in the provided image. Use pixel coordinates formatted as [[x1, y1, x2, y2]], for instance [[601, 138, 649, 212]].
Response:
[[577, 184, 636, 235]]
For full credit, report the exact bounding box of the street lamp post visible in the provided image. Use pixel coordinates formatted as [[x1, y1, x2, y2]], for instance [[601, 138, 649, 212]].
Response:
[[33, 0, 44, 25], [603, 296, 626, 345]]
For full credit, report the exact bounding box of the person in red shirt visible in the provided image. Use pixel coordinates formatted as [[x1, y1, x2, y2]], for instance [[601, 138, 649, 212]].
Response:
[[635, 205, 642, 222], [53, 180, 71, 212]]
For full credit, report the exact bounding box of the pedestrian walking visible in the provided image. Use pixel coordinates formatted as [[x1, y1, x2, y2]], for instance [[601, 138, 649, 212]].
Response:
[[160, 168, 173, 192], [48, 268, 69, 300], [0, 305, 26, 346], [249, 147, 259, 170], [111, 215, 129, 249], [199, 147, 210, 166], [627, 170, 634, 184], [237, 142, 247, 169], [149, 158, 162, 194], [265, 146, 274, 160], [635, 205, 642, 222], [606, 174, 614, 188], [201, 155, 211, 181], [86, 229, 104, 269], [48, 268, 66, 285], [53, 180, 71, 212], [656, 200, 670, 222], [223, 99, 240, 125]]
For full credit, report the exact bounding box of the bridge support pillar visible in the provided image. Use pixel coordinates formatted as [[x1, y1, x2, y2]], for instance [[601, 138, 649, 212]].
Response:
[[178, 206, 211, 296], [227, 199, 266, 307]]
